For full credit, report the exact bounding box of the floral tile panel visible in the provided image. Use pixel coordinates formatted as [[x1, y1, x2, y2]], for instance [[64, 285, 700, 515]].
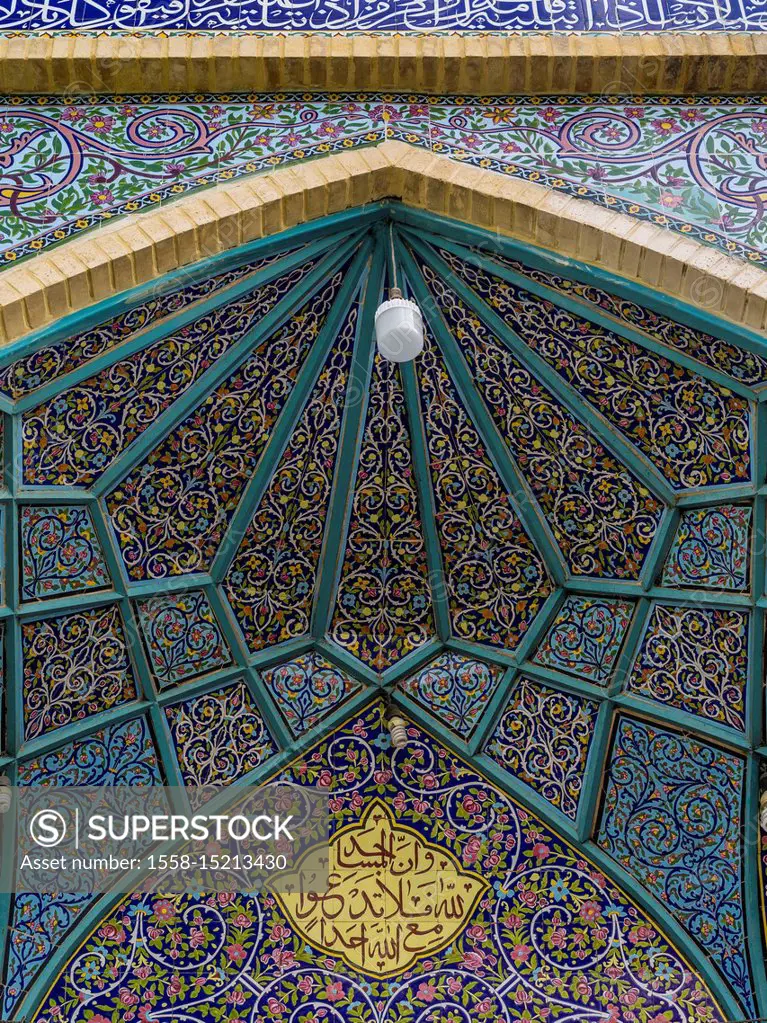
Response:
[[260, 652, 363, 737], [662, 505, 751, 590], [485, 676, 600, 820], [20, 505, 111, 602], [397, 651, 504, 738], [532, 595, 634, 685], [598, 716, 752, 1013], [3, 96, 767, 269], [30, 703, 727, 1023]]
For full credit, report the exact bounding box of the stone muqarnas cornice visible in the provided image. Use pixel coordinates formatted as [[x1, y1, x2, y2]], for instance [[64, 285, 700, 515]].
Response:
[[0, 33, 765, 95], [0, 141, 763, 345]]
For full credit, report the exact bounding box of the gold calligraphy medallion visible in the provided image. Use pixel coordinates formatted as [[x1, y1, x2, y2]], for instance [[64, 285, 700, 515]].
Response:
[[275, 798, 489, 977]]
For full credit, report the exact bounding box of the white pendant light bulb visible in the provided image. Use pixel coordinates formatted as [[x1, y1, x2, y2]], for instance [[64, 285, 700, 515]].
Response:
[[375, 287, 424, 363]]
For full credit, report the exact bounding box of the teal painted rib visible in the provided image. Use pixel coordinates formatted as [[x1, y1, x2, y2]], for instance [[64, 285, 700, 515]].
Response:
[[444, 637, 518, 669], [400, 358, 452, 644], [310, 237, 384, 643], [314, 637, 385, 690], [380, 637, 445, 688], [0, 754, 17, 1012], [126, 572, 214, 599], [395, 235, 568, 588], [677, 484, 757, 506], [413, 228, 760, 402], [605, 596, 651, 700], [15, 701, 153, 763], [91, 234, 365, 499], [468, 665, 516, 756], [390, 205, 767, 376], [0, 205, 389, 374], [242, 665, 293, 751], [639, 507, 679, 592], [15, 588, 120, 622], [508, 588, 564, 666], [564, 577, 644, 597], [153, 665, 247, 707], [744, 757, 767, 1019], [519, 660, 613, 703], [14, 232, 350, 415], [575, 697, 614, 842], [646, 585, 753, 608], [402, 228, 677, 509], [248, 635, 317, 670], [614, 692, 751, 752], [211, 238, 374, 585], [147, 702, 190, 814]]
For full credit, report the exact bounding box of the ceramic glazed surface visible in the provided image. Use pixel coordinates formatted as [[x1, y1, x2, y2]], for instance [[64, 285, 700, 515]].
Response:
[[3, 95, 767, 268], [0, 211, 764, 1022], [28, 704, 728, 1023], [0, 0, 764, 30]]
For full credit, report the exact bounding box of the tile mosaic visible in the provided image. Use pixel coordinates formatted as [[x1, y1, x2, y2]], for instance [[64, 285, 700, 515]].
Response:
[[662, 505, 752, 590], [598, 716, 752, 1013], [419, 257, 664, 578], [31, 703, 729, 1023], [20, 505, 110, 602], [23, 256, 319, 488], [106, 261, 350, 580], [440, 246, 753, 489], [225, 300, 359, 653], [485, 675, 599, 819], [260, 652, 363, 736], [164, 680, 276, 788], [2, 96, 767, 269], [533, 595, 634, 684], [6, 716, 163, 1018], [136, 589, 231, 688], [332, 351, 435, 671], [397, 651, 503, 737], [416, 326, 551, 649], [22, 604, 139, 741], [626, 602, 749, 730]]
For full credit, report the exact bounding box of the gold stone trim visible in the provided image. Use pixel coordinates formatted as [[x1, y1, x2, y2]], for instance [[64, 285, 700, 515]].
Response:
[[0, 140, 763, 345], [0, 33, 765, 95]]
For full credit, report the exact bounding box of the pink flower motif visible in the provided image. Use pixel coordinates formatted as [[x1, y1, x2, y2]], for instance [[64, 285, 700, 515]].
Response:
[[226, 942, 247, 963], [416, 982, 438, 1002], [319, 122, 342, 138], [531, 842, 550, 860], [510, 943, 531, 963], [625, 106, 645, 118], [84, 114, 115, 135], [326, 981, 345, 1002], [61, 106, 85, 121], [272, 948, 295, 970], [297, 976, 314, 995], [90, 189, 114, 206], [651, 117, 679, 135], [659, 192, 684, 208], [152, 899, 175, 922]]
